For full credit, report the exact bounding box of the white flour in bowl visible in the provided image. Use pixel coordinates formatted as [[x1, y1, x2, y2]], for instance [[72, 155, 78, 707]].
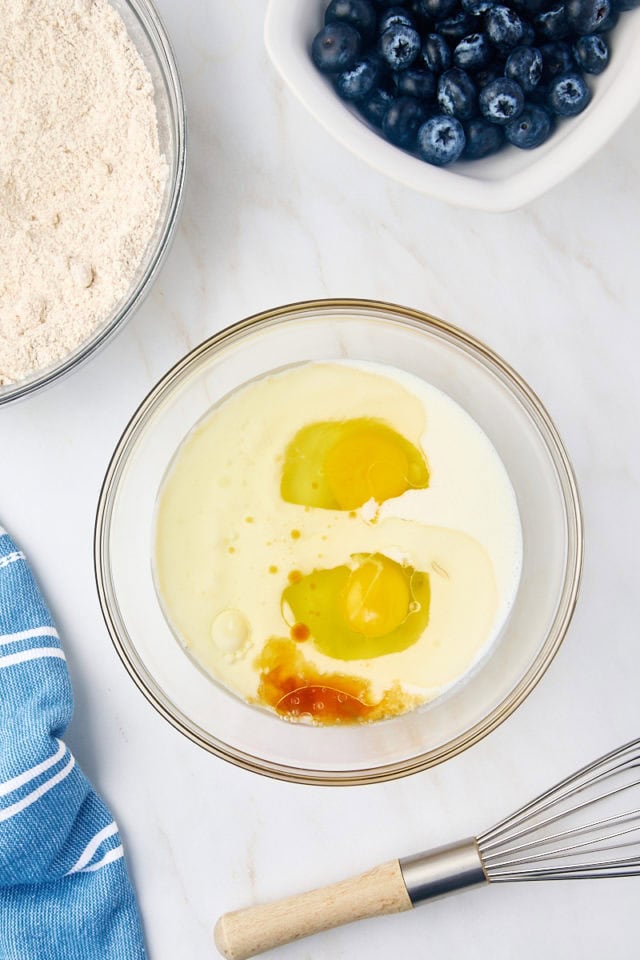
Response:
[[0, 0, 168, 387]]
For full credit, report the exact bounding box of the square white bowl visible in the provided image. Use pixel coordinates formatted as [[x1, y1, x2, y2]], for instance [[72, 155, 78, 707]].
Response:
[[265, 0, 640, 212]]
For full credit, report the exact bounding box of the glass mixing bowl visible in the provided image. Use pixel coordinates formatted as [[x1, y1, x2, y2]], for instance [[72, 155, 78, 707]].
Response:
[[95, 300, 583, 785], [0, 0, 186, 405]]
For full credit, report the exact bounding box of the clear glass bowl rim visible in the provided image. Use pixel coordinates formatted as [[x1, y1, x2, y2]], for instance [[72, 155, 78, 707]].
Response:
[[94, 298, 584, 785], [0, 0, 187, 406]]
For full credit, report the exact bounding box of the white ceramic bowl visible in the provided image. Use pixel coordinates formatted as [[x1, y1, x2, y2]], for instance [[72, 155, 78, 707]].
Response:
[[265, 0, 640, 212]]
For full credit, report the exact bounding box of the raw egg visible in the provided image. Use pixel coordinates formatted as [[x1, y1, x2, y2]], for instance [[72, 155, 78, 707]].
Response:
[[282, 552, 430, 660], [280, 418, 429, 510]]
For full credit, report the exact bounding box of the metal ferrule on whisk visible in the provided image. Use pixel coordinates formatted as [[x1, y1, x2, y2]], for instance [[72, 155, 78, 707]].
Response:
[[400, 838, 488, 905]]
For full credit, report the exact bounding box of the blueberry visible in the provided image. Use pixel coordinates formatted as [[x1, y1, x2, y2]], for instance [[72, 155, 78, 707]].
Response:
[[312, 23, 362, 73], [510, 0, 546, 16], [325, 0, 377, 42], [566, 0, 610, 32], [379, 23, 422, 68], [520, 21, 537, 43], [438, 68, 478, 119], [533, 5, 570, 41], [372, 0, 410, 6], [454, 32, 494, 69], [382, 94, 429, 146], [479, 76, 525, 122], [407, 0, 433, 27], [394, 67, 437, 98], [463, 116, 505, 156], [475, 63, 503, 88], [485, 5, 525, 50], [526, 83, 550, 105], [335, 55, 383, 99], [547, 71, 591, 114], [540, 41, 576, 82], [417, 114, 466, 163], [359, 86, 396, 124], [422, 32, 452, 71], [436, 11, 478, 40], [611, 0, 639, 11], [574, 33, 609, 72], [505, 45, 543, 90], [594, 3, 618, 30], [461, 0, 495, 13], [505, 103, 553, 146], [378, 6, 416, 32], [415, 0, 459, 18]]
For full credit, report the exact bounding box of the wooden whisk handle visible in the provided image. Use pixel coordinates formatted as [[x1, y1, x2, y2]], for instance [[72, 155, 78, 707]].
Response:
[[214, 859, 412, 960]]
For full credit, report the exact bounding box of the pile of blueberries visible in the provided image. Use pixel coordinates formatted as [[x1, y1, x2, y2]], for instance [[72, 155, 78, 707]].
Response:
[[311, 0, 637, 166]]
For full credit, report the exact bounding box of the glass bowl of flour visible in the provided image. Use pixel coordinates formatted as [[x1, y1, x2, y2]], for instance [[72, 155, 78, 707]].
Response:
[[0, 0, 186, 404]]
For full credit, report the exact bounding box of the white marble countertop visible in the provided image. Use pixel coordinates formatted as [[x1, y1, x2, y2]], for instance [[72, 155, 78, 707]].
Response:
[[3, 1, 640, 957]]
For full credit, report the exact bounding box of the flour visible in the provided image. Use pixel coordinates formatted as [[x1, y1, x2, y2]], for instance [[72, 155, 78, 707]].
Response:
[[0, 0, 168, 386]]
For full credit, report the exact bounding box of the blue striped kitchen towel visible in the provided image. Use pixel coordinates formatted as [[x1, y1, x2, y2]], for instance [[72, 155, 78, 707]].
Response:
[[0, 525, 146, 960]]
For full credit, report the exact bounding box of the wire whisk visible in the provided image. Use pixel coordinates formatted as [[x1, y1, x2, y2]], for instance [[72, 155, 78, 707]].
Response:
[[479, 737, 640, 882], [214, 738, 640, 960]]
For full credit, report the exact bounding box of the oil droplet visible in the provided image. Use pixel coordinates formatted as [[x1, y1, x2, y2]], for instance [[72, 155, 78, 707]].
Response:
[[288, 570, 302, 584], [228, 546, 235, 554], [291, 622, 310, 642], [290, 529, 301, 540], [268, 565, 278, 574], [245, 516, 254, 524]]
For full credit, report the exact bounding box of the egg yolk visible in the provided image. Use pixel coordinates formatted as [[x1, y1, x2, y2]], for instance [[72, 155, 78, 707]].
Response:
[[342, 554, 411, 638], [280, 418, 429, 511], [281, 553, 430, 660]]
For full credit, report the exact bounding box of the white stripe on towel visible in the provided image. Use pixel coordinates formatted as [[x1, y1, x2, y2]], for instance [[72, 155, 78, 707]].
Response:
[[0, 647, 66, 669], [66, 822, 119, 875], [0, 551, 26, 569], [78, 845, 125, 873], [0, 626, 59, 647], [0, 755, 75, 822], [0, 739, 66, 797]]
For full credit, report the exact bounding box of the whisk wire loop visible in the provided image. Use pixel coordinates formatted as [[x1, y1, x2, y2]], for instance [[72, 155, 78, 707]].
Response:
[[477, 738, 640, 882]]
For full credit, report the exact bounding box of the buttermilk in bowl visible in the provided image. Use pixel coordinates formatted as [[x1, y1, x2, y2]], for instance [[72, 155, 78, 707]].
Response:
[[153, 361, 522, 725]]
